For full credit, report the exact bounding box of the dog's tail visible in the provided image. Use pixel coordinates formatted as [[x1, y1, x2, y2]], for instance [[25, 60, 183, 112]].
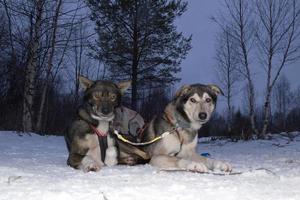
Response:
[[117, 141, 150, 163]]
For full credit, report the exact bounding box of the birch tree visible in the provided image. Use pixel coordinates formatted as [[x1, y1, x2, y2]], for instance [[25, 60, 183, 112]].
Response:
[[255, 0, 300, 138], [213, 0, 259, 136], [22, 0, 44, 132], [215, 27, 240, 135]]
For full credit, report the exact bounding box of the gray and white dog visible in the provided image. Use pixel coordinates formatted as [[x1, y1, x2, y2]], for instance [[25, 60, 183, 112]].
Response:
[[141, 84, 232, 172]]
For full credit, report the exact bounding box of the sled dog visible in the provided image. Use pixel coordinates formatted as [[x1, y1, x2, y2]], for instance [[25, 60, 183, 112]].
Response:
[[65, 76, 136, 172], [141, 84, 232, 172]]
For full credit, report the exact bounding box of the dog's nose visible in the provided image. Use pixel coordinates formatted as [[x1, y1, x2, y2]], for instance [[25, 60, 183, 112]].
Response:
[[101, 107, 110, 115], [199, 112, 207, 120]]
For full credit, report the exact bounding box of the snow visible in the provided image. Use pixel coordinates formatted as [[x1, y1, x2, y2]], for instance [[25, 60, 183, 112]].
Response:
[[1, 131, 300, 200]]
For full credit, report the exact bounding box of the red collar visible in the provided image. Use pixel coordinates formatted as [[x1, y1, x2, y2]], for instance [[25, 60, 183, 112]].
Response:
[[90, 124, 107, 137]]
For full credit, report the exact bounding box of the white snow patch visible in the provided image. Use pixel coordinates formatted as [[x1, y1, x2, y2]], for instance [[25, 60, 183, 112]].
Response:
[[1, 131, 300, 200]]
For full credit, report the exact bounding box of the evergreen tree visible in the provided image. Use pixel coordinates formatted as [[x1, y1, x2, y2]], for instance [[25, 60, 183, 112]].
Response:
[[87, 0, 191, 109]]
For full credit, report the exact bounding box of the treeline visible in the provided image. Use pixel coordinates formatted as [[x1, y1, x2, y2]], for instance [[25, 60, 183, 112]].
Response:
[[0, 0, 97, 134], [1, 0, 299, 139], [0, 0, 189, 134]]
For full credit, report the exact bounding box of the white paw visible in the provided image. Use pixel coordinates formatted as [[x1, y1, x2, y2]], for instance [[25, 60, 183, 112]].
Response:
[[186, 161, 209, 173], [212, 160, 232, 172], [104, 147, 118, 167], [81, 156, 101, 172], [178, 160, 209, 173]]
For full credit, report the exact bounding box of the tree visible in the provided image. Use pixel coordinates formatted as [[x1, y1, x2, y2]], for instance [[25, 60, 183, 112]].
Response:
[[215, 27, 240, 135], [0, 0, 94, 133], [231, 110, 252, 140], [35, 0, 63, 132], [255, 0, 300, 138], [212, 0, 259, 136], [139, 87, 171, 121], [22, 0, 45, 132], [86, 0, 191, 110], [272, 75, 292, 131]]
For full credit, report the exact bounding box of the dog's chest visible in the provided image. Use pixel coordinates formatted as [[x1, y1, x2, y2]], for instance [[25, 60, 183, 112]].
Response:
[[96, 121, 109, 133], [175, 135, 198, 158], [160, 131, 197, 157]]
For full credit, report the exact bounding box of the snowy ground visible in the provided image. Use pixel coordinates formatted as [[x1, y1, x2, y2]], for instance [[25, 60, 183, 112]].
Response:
[[1, 131, 300, 200]]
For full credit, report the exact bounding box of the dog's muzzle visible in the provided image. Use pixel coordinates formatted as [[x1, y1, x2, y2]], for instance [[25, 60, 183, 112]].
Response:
[[198, 112, 207, 120]]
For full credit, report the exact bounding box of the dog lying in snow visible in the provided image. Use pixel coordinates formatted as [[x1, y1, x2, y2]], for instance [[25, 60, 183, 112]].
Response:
[[137, 84, 232, 172], [65, 76, 144, 172]]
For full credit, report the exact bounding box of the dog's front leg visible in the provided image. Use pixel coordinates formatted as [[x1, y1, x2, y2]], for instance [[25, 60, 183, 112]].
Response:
[[104, 134, 118, 167], [150, 155, 209, 172], [191, 152, 232, 172]]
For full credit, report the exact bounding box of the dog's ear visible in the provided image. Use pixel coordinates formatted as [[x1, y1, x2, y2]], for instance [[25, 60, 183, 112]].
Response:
[[117, 80, 131, 94], [207, 84, 224, 96], [174, 85, 191, 99], [79, 75, 94, 90]]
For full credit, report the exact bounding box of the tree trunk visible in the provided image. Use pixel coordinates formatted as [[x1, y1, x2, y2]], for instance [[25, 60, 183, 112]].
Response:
[[261, 88, 272, 138], [36, 0, 62, 133], [226, 31, 232, 135], [248, 82, 258, 137], [22, 0, 44, 133], [131, 0, 139, 110], [238, 0, 258, 137]]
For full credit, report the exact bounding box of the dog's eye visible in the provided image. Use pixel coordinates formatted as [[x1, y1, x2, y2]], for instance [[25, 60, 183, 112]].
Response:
[[190, 98, 197, 103], [111, 94, 116, 101], [206, 98, 212, 103], [93, 93, 100, 100]]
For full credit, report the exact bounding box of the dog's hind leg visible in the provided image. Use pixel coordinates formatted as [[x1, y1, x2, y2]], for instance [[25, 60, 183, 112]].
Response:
[[150, 155, 208, 173]]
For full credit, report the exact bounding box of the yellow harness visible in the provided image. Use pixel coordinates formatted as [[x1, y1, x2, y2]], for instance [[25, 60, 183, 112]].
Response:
[[113, 111, 179, 146], [113, 130, 171, 146]]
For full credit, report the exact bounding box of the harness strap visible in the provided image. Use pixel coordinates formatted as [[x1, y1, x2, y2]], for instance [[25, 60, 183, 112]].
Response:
[[174, 129, 183, 156], [164, 111, 184, 156], [98, 136, 107, 163], [113, 130, 171, 146], [137, 123, 149, 141], [90, 125, 107, 137], [112, 111, 181, 147], [90, 124, 108, 163]]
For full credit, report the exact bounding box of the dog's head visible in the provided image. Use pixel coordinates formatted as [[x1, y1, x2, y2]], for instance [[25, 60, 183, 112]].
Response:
[[173, 84, 223, 130], [79, 75, 131, 122]]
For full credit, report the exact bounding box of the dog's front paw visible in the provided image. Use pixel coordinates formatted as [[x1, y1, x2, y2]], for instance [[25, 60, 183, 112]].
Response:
[[187, 161, 209, 173], [81, 156, 101, 172], [105, 147, 118, 167], [178, 159, 209, 173], [212, 160, 232, 172]]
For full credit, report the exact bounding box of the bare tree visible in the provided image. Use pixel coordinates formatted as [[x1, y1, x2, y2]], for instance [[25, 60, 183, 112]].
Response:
[[255, 0, 300, 138], [35, 0, 63, 132], [215, 27, 240, 134], [22, 0, 45, 132], [213, 0, 259, 136]]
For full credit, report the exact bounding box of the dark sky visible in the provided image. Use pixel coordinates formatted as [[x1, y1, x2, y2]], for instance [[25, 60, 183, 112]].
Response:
[[175, 0, 300, 111], [176, 0, 221, 86]]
